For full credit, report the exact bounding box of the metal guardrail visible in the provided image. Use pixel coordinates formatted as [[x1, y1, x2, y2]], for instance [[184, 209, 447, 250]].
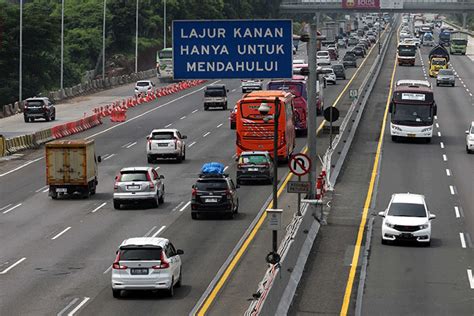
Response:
[[244, 19, 396, 316]]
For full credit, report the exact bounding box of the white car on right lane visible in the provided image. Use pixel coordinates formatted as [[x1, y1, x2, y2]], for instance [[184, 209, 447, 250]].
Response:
[[316, 51, 331, 66], [378, 193, 436, 246], [466, 121, 474, 153]]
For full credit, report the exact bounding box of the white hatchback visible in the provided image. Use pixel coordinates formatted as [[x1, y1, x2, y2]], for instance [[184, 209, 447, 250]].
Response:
[[466, 121, 474, 153], [111, 237, 183, 298], [316, 51, 331, 66], [135, 80, 155, 96], [378, 193, 436, 246], [146, 129, 187, 163]]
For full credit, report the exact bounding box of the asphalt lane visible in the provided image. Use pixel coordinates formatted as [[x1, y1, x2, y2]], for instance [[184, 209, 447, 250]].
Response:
[[0, 46, 361, 315], [361, 36, 473, 315]]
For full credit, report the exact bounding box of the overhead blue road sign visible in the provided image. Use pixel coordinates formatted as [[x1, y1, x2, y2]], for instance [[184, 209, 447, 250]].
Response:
[[173, 19, 293, 80]]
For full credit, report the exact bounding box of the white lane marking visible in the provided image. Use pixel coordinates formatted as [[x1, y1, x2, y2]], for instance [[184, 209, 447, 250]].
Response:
[[449, 185, 456, 195], [436, 123, 440, 128], [446, 169, 451, 176], [232, 88, 237, 92], [0, 203, 12, 211], [3, 203, 22, 214], [121, 142, 133, 148], [165, 123, 173, 128], [154, 166, 160, 171], [57, 298, 79, 316], [101, 154, 110, 159], [126, 141, 137, 148], [180, 116, 186, 120], [36, 185, 48, 193], [443, 154, 447, 161], [178, 201, 191, 212], [437, 132, 442, 137], [103, 265, 112, 274], [91, 202, 107, 213], [232, 153, 237, 159], [42, 187, 50, 193], [192, 109, 198, 113], [460, 233, 467, 248], [223, 165, 229, 172], [468, 269, 474, 289], [203, 132, 211, 137], [51, 227, 72, 240], [144, 225, 157, 237], [216, 123, 223, 128], [151, 225, 166, 238], [103, 154, 115, 161], [440, 142, 445, 149], [67, 297, 90, 316], [1, 81, 216, 177], [0, 257, 27, 274], [454, 206, 461, 218], [0, 157, 43, 177], [434, 115, 438, 120], [188, 141, 196, 148], [172, 201, 185, 212]]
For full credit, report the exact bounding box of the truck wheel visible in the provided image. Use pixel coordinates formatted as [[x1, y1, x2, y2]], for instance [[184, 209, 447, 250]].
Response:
[[50, 190, 58, 200], [113, 200, 121, 210]]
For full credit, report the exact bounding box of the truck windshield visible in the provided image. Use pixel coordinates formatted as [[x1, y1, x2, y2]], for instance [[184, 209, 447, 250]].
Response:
[[205, 89, 225, 97], [452, 39, 467, 45], [392, 104, 433, 125], [432, 59, 446, 66]]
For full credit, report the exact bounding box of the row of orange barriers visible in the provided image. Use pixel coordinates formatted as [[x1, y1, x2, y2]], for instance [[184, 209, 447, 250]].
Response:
[[51, 114, 102, 139]]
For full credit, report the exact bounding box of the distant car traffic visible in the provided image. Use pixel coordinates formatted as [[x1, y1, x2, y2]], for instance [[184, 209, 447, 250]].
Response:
[[113, 167, 165, 209], [146, 129, 187, 163], [236, 151, 274, 184], [378, 193, 436, 246], [111, 237, 183, 298], [466, 121, 474, 153], [191, 163, 239, 219], [436, 69, 455, 87], [135, 80, 155, 96], [241, 79, 263, 93], [23, 97, 56, 122]]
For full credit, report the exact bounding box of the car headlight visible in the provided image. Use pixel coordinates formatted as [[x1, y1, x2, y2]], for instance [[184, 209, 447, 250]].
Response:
[[421, 127, 432, 133], [419, 223, 429, 230], [468, 135, 474, 141], [392, 125, 402, 131], [385, 221, 395, 228]]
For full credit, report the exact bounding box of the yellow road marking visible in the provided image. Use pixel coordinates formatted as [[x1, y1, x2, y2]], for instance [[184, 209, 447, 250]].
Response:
[[339, 28, 399, 316], [197, 28, 389, 316]]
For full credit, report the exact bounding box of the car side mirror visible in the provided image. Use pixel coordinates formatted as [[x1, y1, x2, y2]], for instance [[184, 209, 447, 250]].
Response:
[[378, 211, 385, 217], [176, 249, 184, 255], [466, 130, 470, 134], [116, 250, 119, 254], [429, 214, 436, 220], [182, 135, 187, 139], [146, 136, 150, 141], [97, 156, 102, 163], [160, 175, 165, 179]]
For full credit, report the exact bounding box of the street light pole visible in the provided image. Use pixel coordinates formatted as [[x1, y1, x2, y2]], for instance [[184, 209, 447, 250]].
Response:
[[102, 0, 106, 80], [19, 0, 23, 103], [135, 0, 139, 73], [163, 0, 167, 48], [272, 97, 280, 253], [60, 0, 64, 97]]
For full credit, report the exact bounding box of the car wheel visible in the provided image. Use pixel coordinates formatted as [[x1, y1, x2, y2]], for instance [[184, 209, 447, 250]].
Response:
[[24, 116, 28, 123], [223, 103, 228, 110], [176, 153, 182, 163], [425, 138, 431, 144], [50, 189, 58, 200], [423, 240, 431, 247], [112, 289, 121, 298], [51, 112, 56, 121], [113, 200, 121, 210], [30, 117, 35, 122], [242, 89, 246, 93], [234, 200, 239, 214], [381, 238, 388, 245], [150, 195, 159, 208], [204, 106, 208, 111], [182, 149, 186, 161], [176, 269, 182, 288], [227, 212, 234, 219], [436, 82, 439, 86], [452, 82, 455, 87], [392, 136, 398, 142], [191, 212, 198, 220], [230, 122, 236, 130], [168, 278, 174, 297], [158, 189, 164, 204]]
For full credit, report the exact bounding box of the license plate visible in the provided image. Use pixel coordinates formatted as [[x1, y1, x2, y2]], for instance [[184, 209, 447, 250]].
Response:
[[130, 268, 149, 275], [407, 133, 416, 138], [248, 168, 259, 172], [400, 233, 412, 238], [56, 188, 67, 193], [127, 185, 140, 190], [205, 198, 218, 203], [158, 143, 168, 147]]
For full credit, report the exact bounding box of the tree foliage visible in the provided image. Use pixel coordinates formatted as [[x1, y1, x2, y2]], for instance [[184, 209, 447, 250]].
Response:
[[0, 0, 283, 105]]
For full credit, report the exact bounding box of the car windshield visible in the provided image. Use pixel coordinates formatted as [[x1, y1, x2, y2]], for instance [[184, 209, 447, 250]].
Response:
[[196, 180, 228, 190], [388, 202, 426, 217], [27, 100, 44, 106], [151, 132, 174, 140], [438, 69, 453, 75], [136, 82, 150, 87], [332, 65, 344, 70], [317, 52, 329, 57], [119, 247, 162, 260], [120, 171, 148, 182], [205, 89, 225, 97], [240, 154, 269, 164]]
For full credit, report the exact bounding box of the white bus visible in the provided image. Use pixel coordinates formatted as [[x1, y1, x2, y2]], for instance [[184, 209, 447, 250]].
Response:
[[156, 48, 173, 82]]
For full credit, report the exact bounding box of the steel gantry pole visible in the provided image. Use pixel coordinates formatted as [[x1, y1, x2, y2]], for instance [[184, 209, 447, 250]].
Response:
[[307, 14, 319, 199], [102, 0, 106, 80], [60, 0, 65, 97], [19, 0, 23, 103], [163, 0, 167, 48], [135, 0, 139, 73]]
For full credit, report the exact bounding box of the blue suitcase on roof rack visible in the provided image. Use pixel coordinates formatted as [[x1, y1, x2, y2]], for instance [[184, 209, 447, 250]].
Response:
[[201, 162, 225, 175]]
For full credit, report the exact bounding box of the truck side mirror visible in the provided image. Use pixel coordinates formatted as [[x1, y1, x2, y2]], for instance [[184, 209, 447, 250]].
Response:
[[97, 156, 102, 163]]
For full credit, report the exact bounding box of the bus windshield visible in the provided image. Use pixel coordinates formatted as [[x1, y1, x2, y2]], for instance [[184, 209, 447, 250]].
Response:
[[392, 104, 433, 125], [240, 102, 279, 120], [267, 82, 304, 98], [398, 46, 416, 56], [158, 49, 172, 59]]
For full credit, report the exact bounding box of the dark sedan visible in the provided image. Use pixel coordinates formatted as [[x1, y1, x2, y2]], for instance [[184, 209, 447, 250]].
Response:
[[352, 46, 365, 58], [332, 63, 347, 80], [343, 54, 357, 68]]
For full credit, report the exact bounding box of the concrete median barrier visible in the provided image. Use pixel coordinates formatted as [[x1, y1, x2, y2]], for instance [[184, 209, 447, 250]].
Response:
[[0, 135, 5, 157]]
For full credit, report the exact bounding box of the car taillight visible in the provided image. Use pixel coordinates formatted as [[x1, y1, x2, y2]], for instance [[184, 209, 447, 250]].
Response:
[[237, 163, 244, 168], [192, 187, 197, 198], [146, 173, 155, 190], [152, 252, 170, 269], [112, 252, 127, 270], [262, 163, 270, 168], [226, 189, 232, 199], [174, 138, 178, 150], [148, 139, 152, 150]]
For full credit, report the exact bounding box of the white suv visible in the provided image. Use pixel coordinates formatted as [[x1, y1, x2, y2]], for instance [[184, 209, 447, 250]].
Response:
[[466, 121, 474, 153], [146, 129, 187, 163], [316, 51, 331, 66], [378, 193, 436, 246], [111, 237, 183, 298], [321, 67, 337, 85], [241, 79, 263, 93]]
